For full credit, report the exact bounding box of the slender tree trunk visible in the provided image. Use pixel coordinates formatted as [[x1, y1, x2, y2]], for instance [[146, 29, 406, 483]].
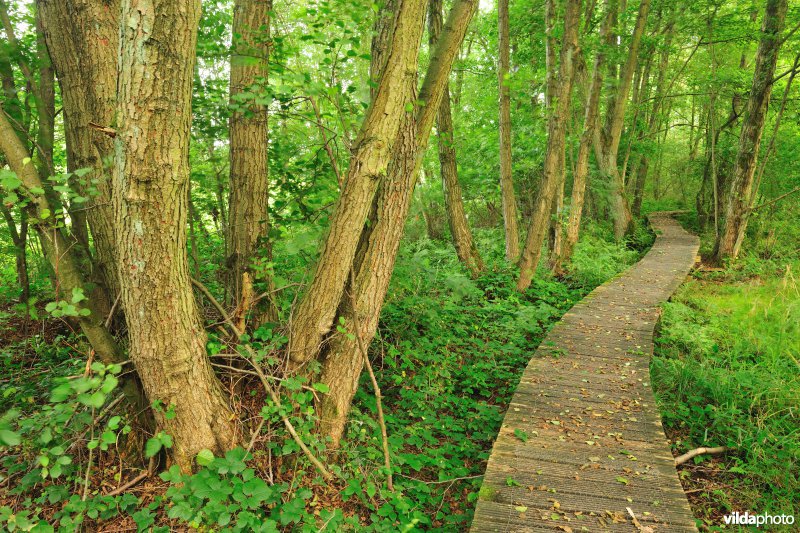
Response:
[[498, 0, 519, 261], [114, 0, 239, 471], [317, 0, 478, 445], [597, 0, 650, 239], [517, 0, 581, 291], [429, 0, 483, 277], [0, 109, 147, 416], [287, 0, 429, 365], [227, 0, 278, 330], [714, 0, 788, 262], [552, 0, 612, 273], [0, 204, 29, 302]]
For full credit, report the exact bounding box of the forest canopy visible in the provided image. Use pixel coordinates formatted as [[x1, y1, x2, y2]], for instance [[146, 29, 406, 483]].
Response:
[[0, 0, 798, 530]]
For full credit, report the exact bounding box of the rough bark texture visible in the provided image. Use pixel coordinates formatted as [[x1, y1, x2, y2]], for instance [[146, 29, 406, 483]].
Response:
[[714, 0, 788, 262], [287, 0, 428, 365], [37, 0, 121, 313], [498, 0, 520, 261], [429, 0, 483, 277], [113, 0, 238, 471], [517, 0, 581, 292], [317, 0, 478, 445], [551, 0, 612, 273], [0, 110, 146, 414], [597, 0, 650, 239], [227, 0, 277, 329]]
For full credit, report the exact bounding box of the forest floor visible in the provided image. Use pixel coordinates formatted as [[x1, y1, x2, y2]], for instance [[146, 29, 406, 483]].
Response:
[[0, 225, 649, 531], [652, 217, 800, 531]]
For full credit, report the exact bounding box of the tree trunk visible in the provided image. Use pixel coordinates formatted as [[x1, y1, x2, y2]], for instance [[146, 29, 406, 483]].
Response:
[[517, 0, 581, 291], [714, 0, 788, 262], [551, 0, 612, 273], [37, 0, 121, 314], [498, 0, 519, 261], [597, 0, 650, 239], [113, 0, 239, 471], [317, 0, 478, 445], [227, 0, 278, 330], [429, 0, 483, 277], [287, 0, 428, 365]]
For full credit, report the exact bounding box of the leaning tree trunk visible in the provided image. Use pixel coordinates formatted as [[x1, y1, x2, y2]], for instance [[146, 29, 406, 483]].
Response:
[[227, 0, 278, 330], [0, 110, 147, 415], [517, 0, 581, 292], [597, 0, 650, 239], [317, 0, 478, 445], [114, 0, 239, 471], [37, 0, 121, 315], [714, 0, 788, 262], [429, 0, 483, 277], [287, 0, 429, 365], [498, 0, 520, 261], [551, 0, 612, 273]]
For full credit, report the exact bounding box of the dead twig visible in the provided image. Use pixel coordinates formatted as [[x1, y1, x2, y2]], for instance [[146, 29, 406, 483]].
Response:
[[190, 277, 334, 480], [674, 446, 731, 466], [347, 267, 394, 491]]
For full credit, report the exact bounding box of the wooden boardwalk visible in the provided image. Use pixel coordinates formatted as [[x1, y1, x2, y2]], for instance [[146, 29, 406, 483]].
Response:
[[471, 213, 700, 532]]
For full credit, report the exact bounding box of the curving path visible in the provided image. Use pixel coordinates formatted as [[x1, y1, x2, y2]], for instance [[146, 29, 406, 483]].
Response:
[[471, 213, 700, 532]]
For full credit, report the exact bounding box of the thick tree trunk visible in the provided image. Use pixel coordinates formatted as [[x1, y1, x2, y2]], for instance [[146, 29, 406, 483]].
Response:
[[498, 0, 520, 261], [0, 110, 147, 415], [429, 0, 483, 277], [597, 0, 650, 239], [114, 0, 238, 471], [227, 0, 278, 329], [714, 0, 788, 262], [551, 0, 612, 273], [287, 0, 428, 365], [517, 0, 581, 292], [317, 0, 478, 445], [37, 0, 121, 313]]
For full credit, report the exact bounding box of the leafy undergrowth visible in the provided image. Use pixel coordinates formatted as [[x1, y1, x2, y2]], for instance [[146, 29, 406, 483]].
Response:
[[652, 264, 800, 530], [0, 225, 643, 532]]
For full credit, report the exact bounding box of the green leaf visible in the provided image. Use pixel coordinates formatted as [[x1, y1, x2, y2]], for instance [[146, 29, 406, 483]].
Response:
[[196, 448, 215, 466], [616, 476, 629, 485], [312, 383, 330, 393], [145, 437, 165, 458], [513, 428, 528, 442], [0, 429, 21, 446]]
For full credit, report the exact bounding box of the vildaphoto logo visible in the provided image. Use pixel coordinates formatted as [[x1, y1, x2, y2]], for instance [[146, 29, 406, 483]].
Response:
[[723, 511, 795, 528]]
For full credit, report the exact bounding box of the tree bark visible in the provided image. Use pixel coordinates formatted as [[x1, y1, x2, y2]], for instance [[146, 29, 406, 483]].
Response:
[[113, 0, 239, 471], [551, 0, 612, 274], [597, 0, 650, 239], [317, 0, 478, 445], [287, 0, 428, 365], [498, 0, 520, 261], [37, 0, 121, 313], [429, 0, 483, 277], [227, 0, 278, 330], [714, 0, 788, 262], [517, 0, 581, 291]]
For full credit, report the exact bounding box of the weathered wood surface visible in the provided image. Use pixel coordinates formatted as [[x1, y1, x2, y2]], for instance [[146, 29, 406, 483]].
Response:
[[471, 213, 700, 532]]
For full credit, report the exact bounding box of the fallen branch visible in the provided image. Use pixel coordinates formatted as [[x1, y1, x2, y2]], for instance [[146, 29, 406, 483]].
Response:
[[674, 446, 731, 466], [191, 277, 334, 480]]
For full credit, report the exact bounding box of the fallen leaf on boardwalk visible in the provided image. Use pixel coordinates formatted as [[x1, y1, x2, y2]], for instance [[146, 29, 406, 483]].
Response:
[[515, 506, 528, 513], [557, 527, 573, 533], [616, 476, 629, 485]]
